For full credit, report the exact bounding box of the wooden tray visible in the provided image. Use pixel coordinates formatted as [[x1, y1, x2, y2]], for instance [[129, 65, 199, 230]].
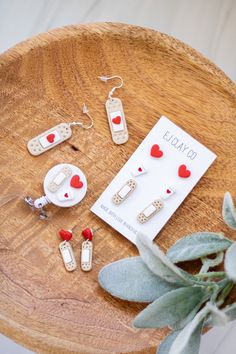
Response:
[[0, 23, 235, 354]]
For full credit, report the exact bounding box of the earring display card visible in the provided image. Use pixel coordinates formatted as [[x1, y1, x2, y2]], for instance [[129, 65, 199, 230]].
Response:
[[91, 116, 217, 244]]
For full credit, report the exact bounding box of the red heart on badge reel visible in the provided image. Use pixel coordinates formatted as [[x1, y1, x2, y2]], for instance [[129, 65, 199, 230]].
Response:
[[70, 175, 83, 188]]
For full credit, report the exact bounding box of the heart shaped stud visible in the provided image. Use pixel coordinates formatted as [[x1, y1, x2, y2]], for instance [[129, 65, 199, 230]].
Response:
[[47, 133, 55, 143], [178, 164, 191, 178], [112, 116, 121, 125], [150, 144, 163, 158], [70, 175, 83, 188], [82, 228, 93, 241], [59, 229, 73, 241], [138, 167, 143, 172], [166, 189, 171, 194]]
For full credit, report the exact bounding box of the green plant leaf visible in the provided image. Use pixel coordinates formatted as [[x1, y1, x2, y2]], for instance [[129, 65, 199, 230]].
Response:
[[225, 243, 236, 282], [169, 305, 209, 354], [157, 331, 180, 354], [206, 302, 236, 327], [133, 286, 210, 329], [171, 302, 204, 331], [167, 232, 232, 263], [98, 257, 181, 302], [222, 192, 236, 230], [221, 303, 236, 321], [204, 303, 228, 327], [136, 233, 196, 285]]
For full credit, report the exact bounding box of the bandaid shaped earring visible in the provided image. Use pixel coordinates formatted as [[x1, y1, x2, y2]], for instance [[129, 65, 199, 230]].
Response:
[[112, 179, 137, 205], [137, 186, 175, 223], [58, 229, 77, 272], [27, 104, 93, 156], [98, 75, 128, 145]]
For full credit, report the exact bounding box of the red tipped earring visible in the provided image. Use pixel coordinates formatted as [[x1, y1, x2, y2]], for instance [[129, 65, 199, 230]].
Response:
[[81, 227, 101, 272], [58, 228, 76, 272]]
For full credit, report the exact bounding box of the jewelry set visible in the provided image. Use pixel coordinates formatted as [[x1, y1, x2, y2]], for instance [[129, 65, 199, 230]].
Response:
[[3, 75, 192, 271]]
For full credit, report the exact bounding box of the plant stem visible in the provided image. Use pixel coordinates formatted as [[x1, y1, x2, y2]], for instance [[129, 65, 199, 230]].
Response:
[[217, 281, 234, 306], [196, 272, 226, 279]]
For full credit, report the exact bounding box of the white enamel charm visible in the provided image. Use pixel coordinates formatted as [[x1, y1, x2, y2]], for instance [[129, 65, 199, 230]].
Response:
[[131, 164, 147, 177]]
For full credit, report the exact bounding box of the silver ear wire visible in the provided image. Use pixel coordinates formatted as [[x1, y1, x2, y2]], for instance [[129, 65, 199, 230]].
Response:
[[98, 75, 124, 100]]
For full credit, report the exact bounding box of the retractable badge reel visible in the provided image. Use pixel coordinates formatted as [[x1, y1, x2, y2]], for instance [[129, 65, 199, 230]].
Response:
[[24, 163, 87, 219], [27, 104, 93, 156], [99, 75, 129, 145]]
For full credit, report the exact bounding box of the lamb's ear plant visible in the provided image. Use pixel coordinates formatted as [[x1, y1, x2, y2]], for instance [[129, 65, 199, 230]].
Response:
[[98, 192, 236, 354]]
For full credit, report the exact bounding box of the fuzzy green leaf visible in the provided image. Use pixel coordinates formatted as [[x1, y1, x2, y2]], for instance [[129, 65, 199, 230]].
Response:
[[169, 305, 209, 354], [171, 302, 204, 331], [157, 331, 180, 354], [136, 233, 196, 285], [98, 257, 181, 302], [222, 192, 236, 230], [206, 302, 236, 327], [225, 243, 236, 282], [221, 303, 236, 322], [133, 286, 210, 329], [167, 232, 232, 263], [204, 303, 228, 327]]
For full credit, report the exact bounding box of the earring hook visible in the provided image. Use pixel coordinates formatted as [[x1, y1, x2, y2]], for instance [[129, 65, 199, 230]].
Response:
[[98, 75, 124, 100], [68, 103, 94, 130]]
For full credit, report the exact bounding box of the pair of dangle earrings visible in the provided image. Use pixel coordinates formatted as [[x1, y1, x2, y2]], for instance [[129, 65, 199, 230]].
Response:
[[27, 74, 128, 156], [58, 226, 100, 272]]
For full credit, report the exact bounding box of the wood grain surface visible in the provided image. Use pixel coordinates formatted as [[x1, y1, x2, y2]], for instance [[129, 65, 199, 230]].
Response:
[[0, 23, 235, 354]]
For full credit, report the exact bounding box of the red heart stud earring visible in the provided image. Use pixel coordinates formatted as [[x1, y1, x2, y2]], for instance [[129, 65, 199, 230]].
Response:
[[81, 227, 101, 271], [150, 144, 163, 158], [178, 164, 191, 178], [58, 228, 77, 272]]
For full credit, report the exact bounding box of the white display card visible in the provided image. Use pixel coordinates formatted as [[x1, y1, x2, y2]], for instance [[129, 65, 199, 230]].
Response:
[[91, 116, 217, 244]]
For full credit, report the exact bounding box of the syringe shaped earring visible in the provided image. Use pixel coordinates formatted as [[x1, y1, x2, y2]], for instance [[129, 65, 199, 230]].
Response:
[[98, 75, 128, 145]]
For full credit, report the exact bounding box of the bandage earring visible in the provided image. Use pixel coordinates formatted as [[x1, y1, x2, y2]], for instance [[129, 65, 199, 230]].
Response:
[[137, 186, 175, 223], [98, 75, 128, 145], [27, 104, 94, 156], [112, 179, 137, 205]]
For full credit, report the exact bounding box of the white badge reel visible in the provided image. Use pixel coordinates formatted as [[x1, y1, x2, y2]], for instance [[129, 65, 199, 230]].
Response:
[[24, 163, 87, 219]]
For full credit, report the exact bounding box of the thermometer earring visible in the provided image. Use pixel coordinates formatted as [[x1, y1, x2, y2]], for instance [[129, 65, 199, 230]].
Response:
[[98, 75, 128, 145], [27, 103, 94, 156], [24, 163, 87, 219]]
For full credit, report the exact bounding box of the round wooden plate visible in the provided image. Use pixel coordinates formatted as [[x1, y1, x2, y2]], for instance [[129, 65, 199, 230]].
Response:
[[0, 23, 235, 354]]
